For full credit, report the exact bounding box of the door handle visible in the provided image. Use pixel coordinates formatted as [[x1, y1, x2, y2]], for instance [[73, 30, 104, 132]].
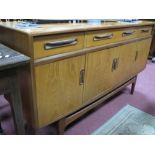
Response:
[[79, 69, 85, 85], [112, 58, 117, 72], [112, 58, 119, 72], [135, 51, 138, 61]]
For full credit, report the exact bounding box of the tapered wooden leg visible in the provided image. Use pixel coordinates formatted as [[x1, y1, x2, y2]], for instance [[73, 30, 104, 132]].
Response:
[[131, 76, 137, 95], [57, 118, 66, 135], [9, 74, 25, 135]]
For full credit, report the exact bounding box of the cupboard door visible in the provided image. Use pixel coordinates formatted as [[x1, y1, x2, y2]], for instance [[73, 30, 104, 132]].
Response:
[[114, 42, 137, 85], [133, 38, 152, 74], [83, 48, 118, 103], [35, 56, 85, 127], [113, 39, 152, 85]]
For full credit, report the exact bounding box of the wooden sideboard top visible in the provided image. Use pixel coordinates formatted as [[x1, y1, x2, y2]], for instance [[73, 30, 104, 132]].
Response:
[[0, 21, 155, 37]]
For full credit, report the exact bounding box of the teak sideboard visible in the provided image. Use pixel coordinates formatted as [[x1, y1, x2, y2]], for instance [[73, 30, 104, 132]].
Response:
[[0, 21, 154, 134]]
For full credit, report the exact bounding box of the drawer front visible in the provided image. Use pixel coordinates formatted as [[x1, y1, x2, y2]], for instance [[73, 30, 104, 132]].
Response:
[[120, 28, 139, 41], [85, 28, 140, 48], [86, 30, 120, 48], [33, 32, 85, 58], [137, 26, 152, 37]]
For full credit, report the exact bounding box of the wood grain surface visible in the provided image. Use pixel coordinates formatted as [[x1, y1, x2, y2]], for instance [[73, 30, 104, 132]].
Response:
[[34, 55, 85, 127]]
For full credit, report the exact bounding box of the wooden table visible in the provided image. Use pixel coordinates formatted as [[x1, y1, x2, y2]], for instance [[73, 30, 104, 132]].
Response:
[[0, 44, 30, 134]]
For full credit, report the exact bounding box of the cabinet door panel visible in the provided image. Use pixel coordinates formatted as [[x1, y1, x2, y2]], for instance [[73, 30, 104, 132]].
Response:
[[84, 38, 151, 107], [115, 39, 151, 85], [114, 42, 137, 85], [83, 48, 118, 103], [134, 38, 152, 74], [35, 56, 85, 127]]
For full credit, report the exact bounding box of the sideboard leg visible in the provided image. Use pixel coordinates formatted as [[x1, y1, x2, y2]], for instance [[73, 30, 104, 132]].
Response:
[[57, 118, 66, 135], [131, 76, 137, 95]]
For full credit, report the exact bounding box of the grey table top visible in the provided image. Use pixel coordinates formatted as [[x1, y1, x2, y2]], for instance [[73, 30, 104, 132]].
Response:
[[0, 44, 30, 71]]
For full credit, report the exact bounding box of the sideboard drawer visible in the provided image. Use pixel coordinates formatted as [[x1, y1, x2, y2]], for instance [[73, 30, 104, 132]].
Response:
[[85, 29, 120, 48], [33, 32, 85, 58], [85, 28, 139, 48], [120, 28, 139, 41], [137, 26, 152, 37]]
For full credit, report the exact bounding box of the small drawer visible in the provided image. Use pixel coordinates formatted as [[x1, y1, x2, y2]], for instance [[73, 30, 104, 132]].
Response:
[[85, 30, 120, 48], [120, 28, 139, 41], [85, 28, 139, 48], [33, 32, 85, 59], [137, 26, 152, 37]]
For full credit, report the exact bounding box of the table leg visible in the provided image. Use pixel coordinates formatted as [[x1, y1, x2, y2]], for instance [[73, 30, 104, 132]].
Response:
[[9, 74, 25, 135]]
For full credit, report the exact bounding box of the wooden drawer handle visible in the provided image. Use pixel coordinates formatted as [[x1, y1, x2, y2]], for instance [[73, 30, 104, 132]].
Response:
[[141, 29, 150, 33], [44, 38, 78, 50], [122, 31, 135, 37], [94, 33, 113, 41]]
